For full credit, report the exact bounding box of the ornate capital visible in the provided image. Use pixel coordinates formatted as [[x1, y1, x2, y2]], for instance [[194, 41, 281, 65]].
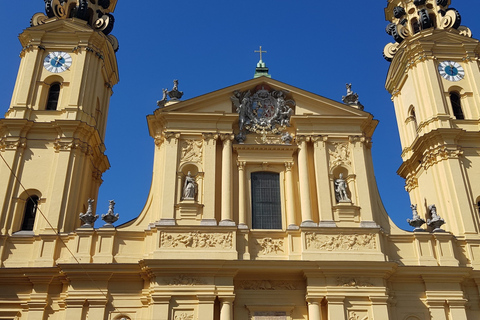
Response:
[[164, 132, 181, 144], [311, 135, 328, 147], [237, 161, 246, 170], [296, 135, 311, 144], [202, 133, 219, 145], [0, 138, 27, 151], [421, 146, 463, 170], [220, 133, 235, 141], [405, 174, 419, 192], [285, 161, 294, 171]]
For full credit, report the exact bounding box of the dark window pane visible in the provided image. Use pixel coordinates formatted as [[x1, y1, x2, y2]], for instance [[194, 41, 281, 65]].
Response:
[[46, 83, 61, 110], [450, 92, 464, 119], [21, 196, 38, 231], [251, 172, 282, 229]]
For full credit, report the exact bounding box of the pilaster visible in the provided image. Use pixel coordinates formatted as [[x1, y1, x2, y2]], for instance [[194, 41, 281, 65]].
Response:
[[297, 136, 314, 227], [312, 136, 335, 225], [202, 133, 218, 225], [220, 134, 235, 226], [159, 132, 180, 225]]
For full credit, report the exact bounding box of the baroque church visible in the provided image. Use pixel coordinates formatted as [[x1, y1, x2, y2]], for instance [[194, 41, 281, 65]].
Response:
[[0, 0, 480, 319]]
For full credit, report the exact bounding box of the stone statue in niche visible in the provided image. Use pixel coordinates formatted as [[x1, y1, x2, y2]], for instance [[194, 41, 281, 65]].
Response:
[[335, 173, 351, 203], [182, 171, 197, 200]]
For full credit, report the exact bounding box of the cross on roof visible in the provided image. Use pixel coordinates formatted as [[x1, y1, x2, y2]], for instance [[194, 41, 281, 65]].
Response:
[[255, 46, 267, 61]]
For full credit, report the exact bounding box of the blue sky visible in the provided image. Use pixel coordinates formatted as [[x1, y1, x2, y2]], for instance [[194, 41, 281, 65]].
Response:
[[1, 1, 479, 230]]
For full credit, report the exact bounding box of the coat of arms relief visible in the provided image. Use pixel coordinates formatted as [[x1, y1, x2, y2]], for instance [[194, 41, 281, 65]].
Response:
[[231, 86, 295, 144]]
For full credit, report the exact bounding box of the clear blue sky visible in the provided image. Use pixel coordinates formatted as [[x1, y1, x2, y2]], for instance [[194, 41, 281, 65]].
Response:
[[1, 1, 479, 230]]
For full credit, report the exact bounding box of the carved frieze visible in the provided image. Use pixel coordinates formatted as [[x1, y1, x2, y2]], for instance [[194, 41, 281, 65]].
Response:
[[180, 139, 203, 164], [305, 233, 377, 251], [329, 143, 351, 168], [160, 232, 233, 249], [165, 275, 205, 286], [174, 311, 194, 320], [236, 280, 297, 290], [256, 238, 284, 255], [348, 311, 369, 320], [337, 277, 374, 287]]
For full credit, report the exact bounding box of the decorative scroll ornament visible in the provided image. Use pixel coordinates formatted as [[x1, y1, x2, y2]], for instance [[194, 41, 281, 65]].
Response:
[[161, 231, 233, 249], [349, 311, 369, 320], [38, 0, 115, 35], [231, 87, 295, 143], [383, 3, 464, 62], [79, 199, 98, 228], [306, 233, 377, 251]]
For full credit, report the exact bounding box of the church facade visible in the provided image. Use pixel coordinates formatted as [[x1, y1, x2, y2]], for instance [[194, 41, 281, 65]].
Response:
[[0, 0, 480, 319]]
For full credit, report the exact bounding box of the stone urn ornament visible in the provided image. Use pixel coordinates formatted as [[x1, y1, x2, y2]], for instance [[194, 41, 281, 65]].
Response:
[[79, 198, 98, 228], [407, 204, 426, 231]]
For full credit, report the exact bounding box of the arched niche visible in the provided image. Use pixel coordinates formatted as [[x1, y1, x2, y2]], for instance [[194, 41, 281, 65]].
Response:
[[177, 162, 203, 203], [331, 166, 356, 204]]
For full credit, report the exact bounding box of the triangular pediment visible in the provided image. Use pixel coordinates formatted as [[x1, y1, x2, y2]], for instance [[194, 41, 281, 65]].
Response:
[[25, 18, 93, 33], [158, 77, 370, 118]]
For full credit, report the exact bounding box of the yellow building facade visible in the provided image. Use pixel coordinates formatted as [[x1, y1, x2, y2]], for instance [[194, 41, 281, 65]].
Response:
[[0, 0, 480, 319]]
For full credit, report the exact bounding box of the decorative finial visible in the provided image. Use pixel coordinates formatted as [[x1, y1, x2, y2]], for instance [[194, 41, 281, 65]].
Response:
[[79, 199, 99, 228], [156, 80, 184, 107], [427, 204, 445, 232], [407, 204, 426, 231], [168, 79, 184, 101], [101, 200, 119, 228], [342, 83, 364, 110], [253, 46, 271, 78]]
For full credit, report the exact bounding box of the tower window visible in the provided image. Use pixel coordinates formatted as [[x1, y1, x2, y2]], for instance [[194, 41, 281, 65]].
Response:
[[46, 83, 61, 110], [411, 18, 421, 34], [251, 172, 282, 229], [450, 92, 464, 119], [21, 196, 39, 231]]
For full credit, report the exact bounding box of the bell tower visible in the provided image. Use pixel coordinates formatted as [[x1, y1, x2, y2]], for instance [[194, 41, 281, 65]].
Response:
[[384, 0, 480, 235], [0, 0, 119, 234]]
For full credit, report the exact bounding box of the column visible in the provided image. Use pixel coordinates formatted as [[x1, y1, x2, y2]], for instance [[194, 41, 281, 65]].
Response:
[[220, 297, 234, 320], [201, 134, 218, 225], [297, 136, 315, 226], [326, 296, 346, 320], [237, 161, 248, 229], [285, 162, 297, 228], [220, 134, 235, 226], [307, 298, 322, 320], [312, 136, 335, 226]]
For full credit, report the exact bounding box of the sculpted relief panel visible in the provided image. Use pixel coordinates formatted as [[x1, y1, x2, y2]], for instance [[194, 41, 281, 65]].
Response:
[[180, 139, 203, 164], [256, 237, 284, 255], [329, 143, 351, 169], [161, 232, 233, 249], [236, 280, 298, 290], [305, 233, 377, 251]]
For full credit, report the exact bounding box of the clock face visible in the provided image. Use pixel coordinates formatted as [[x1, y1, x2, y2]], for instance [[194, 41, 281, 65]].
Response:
[[438, 61, 465, 82], [43, 52, 72, 73]]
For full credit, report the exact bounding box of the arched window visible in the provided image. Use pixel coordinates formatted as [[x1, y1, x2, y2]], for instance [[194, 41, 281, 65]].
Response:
[[410, 107, 418, 131], [251, 172, 282, 229], [21, 195, 39, 231], [450, 92, 464, 119], [46, 83, 61, 110]]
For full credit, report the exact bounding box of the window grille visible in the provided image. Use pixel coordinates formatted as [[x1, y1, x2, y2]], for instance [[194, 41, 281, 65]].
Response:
[[251, 172, 282, 229]]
